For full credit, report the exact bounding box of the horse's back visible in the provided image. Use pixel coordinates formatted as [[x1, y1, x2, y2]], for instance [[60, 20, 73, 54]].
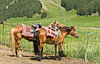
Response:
[[39, 28, 46, 35], [13, 25, 23, 33], [12, 25, 23, 40]]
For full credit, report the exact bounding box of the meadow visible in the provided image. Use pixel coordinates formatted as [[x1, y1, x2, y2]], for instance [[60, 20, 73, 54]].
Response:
[[0, 16, 100, 63], [0, 0, 100, 63]]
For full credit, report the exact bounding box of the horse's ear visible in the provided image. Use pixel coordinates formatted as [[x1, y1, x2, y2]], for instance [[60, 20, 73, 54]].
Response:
[[71, 25, 74, 28], [53, 20, 56, 24], [70, 25, 74, 29]]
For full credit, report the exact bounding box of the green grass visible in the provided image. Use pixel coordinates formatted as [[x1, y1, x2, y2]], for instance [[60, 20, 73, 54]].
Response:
[[0, 0, 100, 63], [70, 16, 100, 27]]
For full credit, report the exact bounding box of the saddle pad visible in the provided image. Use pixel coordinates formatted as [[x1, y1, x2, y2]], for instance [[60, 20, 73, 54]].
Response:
[[21, 24, 34, 37], [41, 27, 55, 38]]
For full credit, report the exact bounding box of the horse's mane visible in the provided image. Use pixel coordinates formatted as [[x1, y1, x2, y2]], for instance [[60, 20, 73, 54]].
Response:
[[58, 26, 71, 31]]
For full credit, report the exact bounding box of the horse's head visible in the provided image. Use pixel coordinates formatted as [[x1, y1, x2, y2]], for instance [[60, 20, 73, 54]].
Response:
[[69, 25, 79, 38], [49, 21, 79, 38]]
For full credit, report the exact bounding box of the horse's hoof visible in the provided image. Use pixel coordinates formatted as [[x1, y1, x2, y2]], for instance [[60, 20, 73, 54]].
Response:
[[54, 57, 57, 60], [9, 48, 12, 51], [41, 60, 43, 62], [58, 58, 61, 61], [35, 53, 38, 55], [38, 58, 42, 61], [18, 55, 22, 58]]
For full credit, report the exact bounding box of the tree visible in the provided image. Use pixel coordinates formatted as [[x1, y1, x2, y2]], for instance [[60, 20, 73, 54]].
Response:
[[61, 0, 100, 16], [0, 0, 42, 22], [41, 12, 47, 18]]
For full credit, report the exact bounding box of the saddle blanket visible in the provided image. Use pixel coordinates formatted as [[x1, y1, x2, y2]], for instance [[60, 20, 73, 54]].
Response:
[[21, 24, 55, 38], [21, 24, 34, 37]]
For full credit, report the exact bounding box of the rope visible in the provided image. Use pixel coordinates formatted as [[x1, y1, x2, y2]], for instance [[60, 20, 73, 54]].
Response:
[[55, 30, 61, 45]]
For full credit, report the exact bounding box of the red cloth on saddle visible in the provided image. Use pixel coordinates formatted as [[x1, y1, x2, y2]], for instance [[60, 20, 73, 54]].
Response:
[[42, 27, 55, 38], [21, 24, 34, 37], [26, 26, 30, 32]]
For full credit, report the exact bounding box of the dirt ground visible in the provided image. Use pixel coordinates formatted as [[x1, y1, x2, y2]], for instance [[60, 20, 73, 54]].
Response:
[[0, 44, 95, 64]]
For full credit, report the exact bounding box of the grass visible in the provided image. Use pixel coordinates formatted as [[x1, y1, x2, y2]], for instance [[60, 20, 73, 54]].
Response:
[[70, 15, 100, 27], [0, 0, 100, 63]]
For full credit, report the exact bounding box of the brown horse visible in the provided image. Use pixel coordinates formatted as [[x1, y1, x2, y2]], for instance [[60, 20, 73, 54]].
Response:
[[32, 21, 79, 61], [10, 22, 79, 61], [10, 23, 59, 57], [37, 24, 79, 61]]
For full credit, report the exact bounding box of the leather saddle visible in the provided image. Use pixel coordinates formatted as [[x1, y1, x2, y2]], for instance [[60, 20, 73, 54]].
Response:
[[30, 24, 42, 33]]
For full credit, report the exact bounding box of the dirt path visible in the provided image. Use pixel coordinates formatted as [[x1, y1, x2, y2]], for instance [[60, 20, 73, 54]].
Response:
[[0, 44, 95, 64]]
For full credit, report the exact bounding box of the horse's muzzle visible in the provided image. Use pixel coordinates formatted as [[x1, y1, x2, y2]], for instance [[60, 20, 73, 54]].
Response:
[[75, 35, 79, 38]]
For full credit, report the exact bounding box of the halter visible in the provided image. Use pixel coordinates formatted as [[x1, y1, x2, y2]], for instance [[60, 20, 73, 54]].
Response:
[[70, 30, 77, 36]]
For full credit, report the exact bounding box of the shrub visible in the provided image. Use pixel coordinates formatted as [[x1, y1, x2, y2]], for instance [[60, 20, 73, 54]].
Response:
[[41, 12, 47, 18]]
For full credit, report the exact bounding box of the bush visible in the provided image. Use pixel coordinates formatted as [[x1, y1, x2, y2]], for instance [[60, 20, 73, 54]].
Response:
[[41, 12, 47, 18]]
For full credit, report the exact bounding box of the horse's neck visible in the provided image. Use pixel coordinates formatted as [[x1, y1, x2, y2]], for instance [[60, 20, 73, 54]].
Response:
[[59, 30, 66, 37], [60, 28, 71, 37]]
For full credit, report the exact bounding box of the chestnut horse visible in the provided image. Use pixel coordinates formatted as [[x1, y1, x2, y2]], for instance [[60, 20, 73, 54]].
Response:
[[10, 21, 79, 61], [10, 23, 59, 57], [36, 25, 79, 61]]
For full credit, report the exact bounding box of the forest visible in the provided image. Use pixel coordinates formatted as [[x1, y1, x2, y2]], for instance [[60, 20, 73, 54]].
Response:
[[61, 0, 100, 16], [0, 0, 42, 23]]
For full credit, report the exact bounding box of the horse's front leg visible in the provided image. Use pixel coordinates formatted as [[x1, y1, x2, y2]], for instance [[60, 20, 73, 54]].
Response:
[[41, 48, 43, 57], [58, 43, 62, 61], [38, 44, 44, 61], [15, 39, 22, 57]]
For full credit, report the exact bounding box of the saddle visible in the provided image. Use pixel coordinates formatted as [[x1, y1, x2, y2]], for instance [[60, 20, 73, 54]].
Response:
[[30, 24, 42, 33], [49, 24, 61, 36], [48, 23, 61, 44]]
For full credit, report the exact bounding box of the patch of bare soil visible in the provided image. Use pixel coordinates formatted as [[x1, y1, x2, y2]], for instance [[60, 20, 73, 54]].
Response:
[[0, 44, 95, 64]]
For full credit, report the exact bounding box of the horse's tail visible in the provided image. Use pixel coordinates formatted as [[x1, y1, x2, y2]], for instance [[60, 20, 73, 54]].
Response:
[[10, 28, 16, 55]]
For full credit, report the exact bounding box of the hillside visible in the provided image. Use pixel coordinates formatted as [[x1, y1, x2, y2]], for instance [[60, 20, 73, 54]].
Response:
[[1, 0, 100, 28]]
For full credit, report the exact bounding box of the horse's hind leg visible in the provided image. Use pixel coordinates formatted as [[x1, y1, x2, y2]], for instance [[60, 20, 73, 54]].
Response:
[[38, 43, 44, 61], [58, 43, 62, 61], [15, 39, 22, 57]]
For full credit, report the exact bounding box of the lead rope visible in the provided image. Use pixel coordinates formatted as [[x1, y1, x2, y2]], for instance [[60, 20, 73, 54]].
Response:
[[55, 30, 61, 45]]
